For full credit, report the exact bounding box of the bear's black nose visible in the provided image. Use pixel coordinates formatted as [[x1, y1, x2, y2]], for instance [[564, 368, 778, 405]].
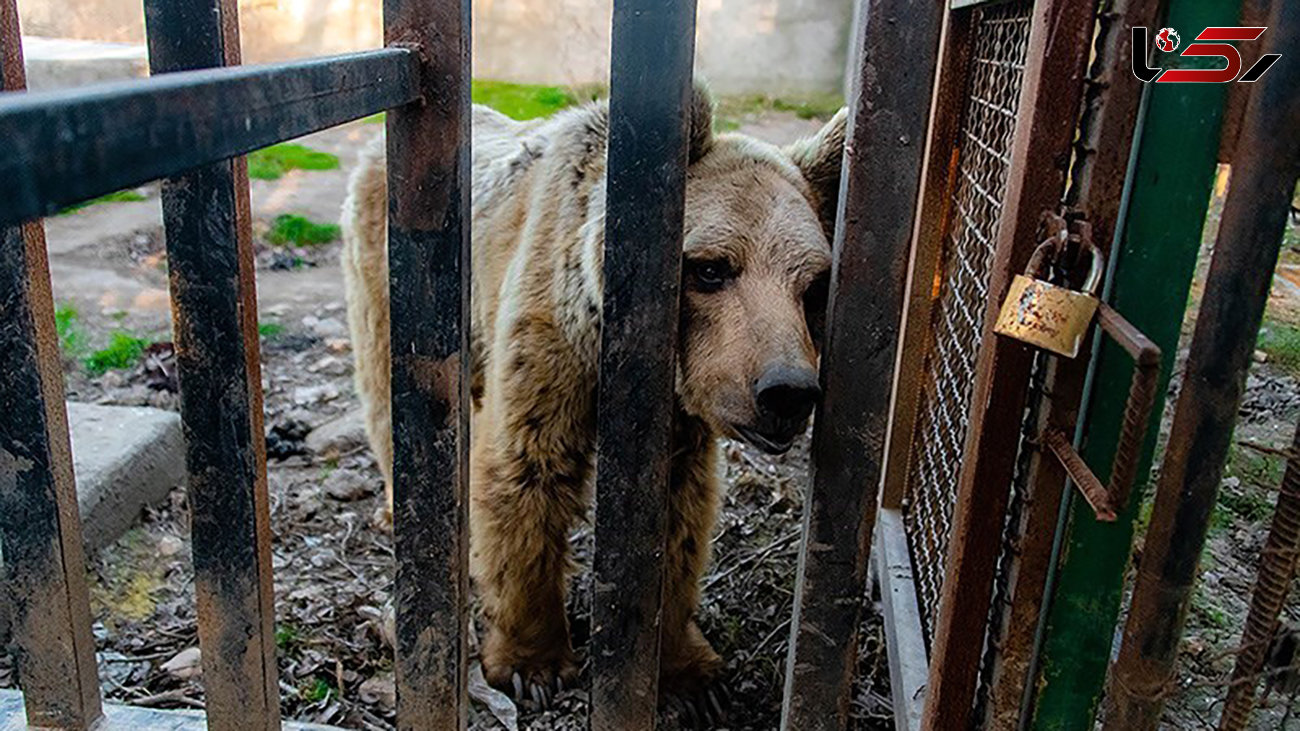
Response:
[[755, 364, 821, 423]]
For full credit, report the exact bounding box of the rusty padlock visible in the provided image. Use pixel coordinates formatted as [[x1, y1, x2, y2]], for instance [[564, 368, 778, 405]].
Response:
[[994, 228, 1104, 359]]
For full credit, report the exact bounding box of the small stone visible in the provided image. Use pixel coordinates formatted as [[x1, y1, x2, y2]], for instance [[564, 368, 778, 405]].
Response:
[[1254, 349, 1269, 363], [161, 646, 203, 680], [311, 317, 348, 338], [157, 535, 184, 557], [324, 301, 345, 313], [293, 384, 340, 405], [325, 338, 351, 353], [306, 409, 368, 455], [307, 355, 348, 376], [359, 673, 396, 711], [323, 469, 375, 502], [265, 303, 290, 317]]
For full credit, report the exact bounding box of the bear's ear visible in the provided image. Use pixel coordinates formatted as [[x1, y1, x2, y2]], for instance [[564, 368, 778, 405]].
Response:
[[784, 108, 849, 239], [688, 82, 715, 163]]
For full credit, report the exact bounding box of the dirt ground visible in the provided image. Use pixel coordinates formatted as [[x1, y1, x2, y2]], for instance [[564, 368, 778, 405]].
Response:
[[1135, 182, 1300, 730], [0, 111, 894, 731]]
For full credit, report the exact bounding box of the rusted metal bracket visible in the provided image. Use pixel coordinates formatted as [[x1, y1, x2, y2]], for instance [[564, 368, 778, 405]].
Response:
[[1045, 302, 1161, 522]]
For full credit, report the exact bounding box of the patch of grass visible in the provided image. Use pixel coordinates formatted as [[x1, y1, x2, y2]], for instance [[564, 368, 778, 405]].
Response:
[[1192, 587, 1229, 630], [1257, 320, 1300, 377], [258, 321, 285, 339], [247, 143, 340, 181], [300, 678, 333, 703], [472, 79, 575, 120], [715, 93, 845, 125], [267, 214, 341, 247], [1225, 442, 1286, 491], [275, 623, 300, 650], [54, 303, 86, 357], [363, 80, 591, 126], [1218, 487, 1274, 522], [84, 332, 151, 376], [771, 94, 845, 120], [57, 190, 147, 215]]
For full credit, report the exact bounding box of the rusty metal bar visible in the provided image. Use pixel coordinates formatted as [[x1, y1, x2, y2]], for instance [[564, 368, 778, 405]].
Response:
[[383, 0, 472, 728], [1219, 419, 1300, 730], [590, 1, 697, 727], [1044, 431, 1117, 523], [0, 3, 102, 727], [880, 8, 974, 512], [1104, 2, 1300, 727], [1096, 303, 1160, 511], [0, 48, 417, 228], [918, 0, 1097, 727], [781, 0, 945, 728], [144, 1, 280, 729]]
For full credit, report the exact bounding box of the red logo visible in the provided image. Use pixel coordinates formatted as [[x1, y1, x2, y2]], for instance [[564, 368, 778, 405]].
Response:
[[1133, 26, 1281, 83]]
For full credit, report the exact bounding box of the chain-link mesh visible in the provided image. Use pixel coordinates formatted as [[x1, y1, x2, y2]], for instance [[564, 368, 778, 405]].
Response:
[[902, 0, 1034, 643]]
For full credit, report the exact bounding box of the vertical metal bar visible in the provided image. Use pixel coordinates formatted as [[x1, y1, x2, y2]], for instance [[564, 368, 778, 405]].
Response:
[[0, 3, 102, 727], [880, 8, 974, 511], [1104, 4, 1300, 727], [918, 1, 1096, 727], [1219, 422, 1300, 730], [983, 2, 1160, 725], [780, 1, 944, 728], [144, 2, 279, 729], [383, 0, 472, 728], [590, 1, 697, 727], [1029, 0, 1243, 723]]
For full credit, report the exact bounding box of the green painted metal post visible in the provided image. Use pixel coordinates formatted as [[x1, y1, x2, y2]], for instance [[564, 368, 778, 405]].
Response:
[[1028, 0, 1241, 727]]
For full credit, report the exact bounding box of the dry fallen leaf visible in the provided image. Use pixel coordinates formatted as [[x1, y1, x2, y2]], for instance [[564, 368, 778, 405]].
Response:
[[160, 646, 202, 680]]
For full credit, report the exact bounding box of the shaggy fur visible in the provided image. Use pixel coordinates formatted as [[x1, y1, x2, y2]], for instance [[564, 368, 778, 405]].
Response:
[[341, 89, 847, 697]]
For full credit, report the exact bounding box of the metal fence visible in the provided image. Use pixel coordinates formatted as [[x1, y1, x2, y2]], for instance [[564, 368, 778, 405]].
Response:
[[0, 0, 935, 729], [901, 0, 1034, 639]]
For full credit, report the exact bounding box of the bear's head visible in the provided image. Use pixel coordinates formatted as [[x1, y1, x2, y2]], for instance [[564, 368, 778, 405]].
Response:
[[676, 88, 846, 454]]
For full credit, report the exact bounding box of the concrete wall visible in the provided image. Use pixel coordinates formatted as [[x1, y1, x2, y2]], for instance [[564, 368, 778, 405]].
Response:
[[18, 0, 851, 95]]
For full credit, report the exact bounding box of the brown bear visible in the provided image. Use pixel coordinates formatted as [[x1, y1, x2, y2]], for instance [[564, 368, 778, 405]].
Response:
[[341, 86, 846, 707]]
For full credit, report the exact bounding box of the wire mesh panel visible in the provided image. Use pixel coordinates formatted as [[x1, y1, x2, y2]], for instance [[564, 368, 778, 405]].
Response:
[[902, 0, 1033, 642]]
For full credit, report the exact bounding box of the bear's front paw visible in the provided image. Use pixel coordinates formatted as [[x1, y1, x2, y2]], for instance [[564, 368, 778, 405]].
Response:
[[482, 631, 578, 711], [660, 630, 728, 728]]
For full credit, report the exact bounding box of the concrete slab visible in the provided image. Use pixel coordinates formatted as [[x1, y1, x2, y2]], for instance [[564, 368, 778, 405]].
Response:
[[20, 36, 147, 91], [68, 402, 185, 551], [0, 689, 343, 730]]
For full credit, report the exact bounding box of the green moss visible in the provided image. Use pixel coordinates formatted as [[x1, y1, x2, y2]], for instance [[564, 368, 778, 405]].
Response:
[[1258, 320, 1300, 377], [267, 214, 341, 247], [84, 332, 151, 376], [247, 143, 340, 181], [57, 190, 147, 215]]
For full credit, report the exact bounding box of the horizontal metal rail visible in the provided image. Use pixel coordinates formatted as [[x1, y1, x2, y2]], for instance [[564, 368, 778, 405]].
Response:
[[0, 48, 418, 227]]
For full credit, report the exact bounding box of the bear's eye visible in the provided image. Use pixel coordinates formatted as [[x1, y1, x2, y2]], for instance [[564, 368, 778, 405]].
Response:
[[803, 271, 830, 348], [687, 259, 735, 293]]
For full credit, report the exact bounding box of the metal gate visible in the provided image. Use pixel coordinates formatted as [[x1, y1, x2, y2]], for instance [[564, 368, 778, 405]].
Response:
[[899, 0, 1034, 640], [877, 0, 1158, 728]]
